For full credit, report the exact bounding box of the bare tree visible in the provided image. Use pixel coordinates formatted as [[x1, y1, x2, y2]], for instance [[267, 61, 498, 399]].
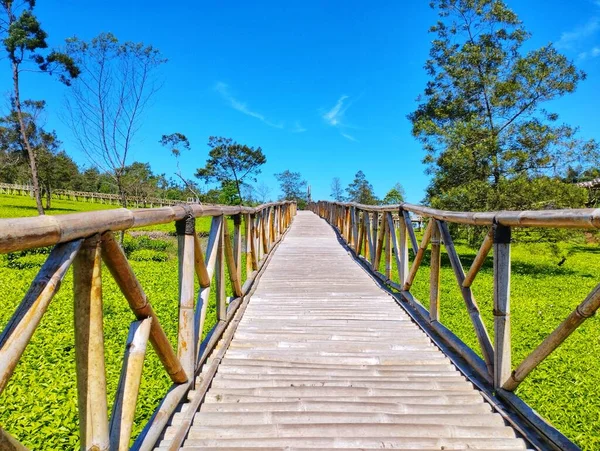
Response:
[[160, 132, 201, 199], [331, 177, 344, 201], [63, 32, 166, 207], [254, 182, 272, 203]]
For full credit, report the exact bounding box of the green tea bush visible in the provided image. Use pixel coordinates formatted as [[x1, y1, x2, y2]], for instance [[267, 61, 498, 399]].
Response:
[[130, 249, 169, 262]]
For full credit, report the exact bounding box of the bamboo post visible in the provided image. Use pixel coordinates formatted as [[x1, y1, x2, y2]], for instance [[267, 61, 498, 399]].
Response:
[[101, 232, 187, 384], [371, 212, 379, 267], [193, 234, 211, 289], [375, 213, 386, 272], [215, 220, 227, 321], [402, 209, 419, 255], [464, 228, 494, 288], [429, 221, 441, 322], [493, 223, 512, 389], [365, 212, 374, 262], [356, 210, 364, 256], [0, 240, 82, 394], [223, 218, 243, 297], [385, 222, 392, 280], [245, 214, 254, 274], [504, 282, 600, 391], [386, 212, 406, 284], [403, 219, 434, 291], [73, 235, 110, 450], [0, 427, 28, 451], [194, 216, 222, 360], [437, 221, 494, 374], [261, 210, 269, 254], [176, 212, 196, 380], [351, 207, 359, 249], [109, 318, 152, 451], [249, 214, 258, 270], [397, 211, 409, 285]]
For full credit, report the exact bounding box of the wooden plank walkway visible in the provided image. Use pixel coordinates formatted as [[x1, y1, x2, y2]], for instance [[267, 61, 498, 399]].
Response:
[[158, 211, 531, 450]]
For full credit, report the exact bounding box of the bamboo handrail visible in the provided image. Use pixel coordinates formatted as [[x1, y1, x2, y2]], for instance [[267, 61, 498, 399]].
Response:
[[0, 199, 296, 450]]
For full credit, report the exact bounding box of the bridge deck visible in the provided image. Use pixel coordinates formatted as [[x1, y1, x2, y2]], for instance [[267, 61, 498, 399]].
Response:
[[159, 211, 530, 450]]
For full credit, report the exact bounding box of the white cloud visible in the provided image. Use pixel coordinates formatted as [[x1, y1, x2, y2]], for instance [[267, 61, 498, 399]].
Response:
[[215, 82, 283, 129], [323, 95, 350, 126], [291, 121, 307, 133], [577, 46, 600, 61], [322, 95, 359, 142], [556, 17, 599, 50], [341, 132, 358, 142]]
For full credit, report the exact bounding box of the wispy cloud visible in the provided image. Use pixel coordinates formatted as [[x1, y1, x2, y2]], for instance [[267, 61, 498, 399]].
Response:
[[215, 82, 283, 129], [578, 46, 600, 61], [322, 95, 358, 142], [556, 17, 599, 51], [323, 95, 350, 126], [291, 121, 307, 133]]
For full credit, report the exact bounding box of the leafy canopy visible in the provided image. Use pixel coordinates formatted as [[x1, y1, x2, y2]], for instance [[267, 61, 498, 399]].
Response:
[[409, 0, 597, 211], [345, 170, 379, 205], [275, 170, 307, 208], [196, 136, 266, 205]]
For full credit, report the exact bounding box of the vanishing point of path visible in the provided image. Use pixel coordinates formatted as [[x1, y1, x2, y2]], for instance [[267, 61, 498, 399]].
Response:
[[159, 211, 531, 450]]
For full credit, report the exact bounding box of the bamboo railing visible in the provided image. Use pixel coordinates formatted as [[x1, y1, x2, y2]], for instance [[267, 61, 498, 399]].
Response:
[[0, 200, 296, 450], [311, 200, 600, 447]]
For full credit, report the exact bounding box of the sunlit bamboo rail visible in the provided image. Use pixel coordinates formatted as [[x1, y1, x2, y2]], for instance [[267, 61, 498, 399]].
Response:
[[0, 200, 296, 450]]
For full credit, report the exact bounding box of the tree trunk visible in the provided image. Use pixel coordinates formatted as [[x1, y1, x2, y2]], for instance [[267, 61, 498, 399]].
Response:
[[12, 63, 44, 215], [45, 184, 52, 210], [234, 178, 244, 205]]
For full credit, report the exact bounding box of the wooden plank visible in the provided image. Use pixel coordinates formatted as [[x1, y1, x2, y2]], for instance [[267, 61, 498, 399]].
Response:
[[437, 221, 494, 374], [109, 318, 152, 451], [73, 235, 110, 450], [0, 240, 82, 394], [193, 235, 210, 288], [215, 223, 227, 321], [493, 224, 511, 389], [0, 427, 29, 451], [386, 213, 406, 285]]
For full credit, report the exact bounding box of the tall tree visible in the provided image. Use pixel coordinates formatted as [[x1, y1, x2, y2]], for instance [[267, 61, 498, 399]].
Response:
[[0, 100, 77, 209], [196, 136, 266, 205], [346, 170, 378, 205], [383, 182, 405, 205], [0, 1, 79, 214], [254, 182, 272, 204], [330, 177, 344, 201], [275, 170, 307, 209], [409, 0, 597, 211], [64, 32, 166, 208]]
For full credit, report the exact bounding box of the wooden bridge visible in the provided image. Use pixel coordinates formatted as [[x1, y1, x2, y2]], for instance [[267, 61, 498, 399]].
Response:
[[1, 199, 599, 450]]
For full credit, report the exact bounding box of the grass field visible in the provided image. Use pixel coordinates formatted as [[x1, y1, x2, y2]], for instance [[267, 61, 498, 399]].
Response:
[[0, 194, 240, 449], [0, 194, 599, 449]]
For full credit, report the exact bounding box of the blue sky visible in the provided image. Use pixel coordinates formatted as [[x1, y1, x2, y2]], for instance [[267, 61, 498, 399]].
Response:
[[2, 0, 600, 203]]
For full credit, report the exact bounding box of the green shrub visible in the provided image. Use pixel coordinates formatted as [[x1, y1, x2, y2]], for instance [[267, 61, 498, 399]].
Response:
[[129, 249, 169, 262]]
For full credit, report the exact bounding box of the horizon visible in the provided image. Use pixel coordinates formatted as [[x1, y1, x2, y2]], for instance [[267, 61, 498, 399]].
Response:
[[1, 0, 599, 203]]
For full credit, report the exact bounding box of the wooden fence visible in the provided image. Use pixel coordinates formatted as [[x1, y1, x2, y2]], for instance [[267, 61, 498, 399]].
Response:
[[311, 200, 600, 447], [0, 182, 183, 207], [0, 201, 296, 450]]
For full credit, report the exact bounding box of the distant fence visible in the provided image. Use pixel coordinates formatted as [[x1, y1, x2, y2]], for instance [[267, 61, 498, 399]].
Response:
[[0, 183, 183, 208]]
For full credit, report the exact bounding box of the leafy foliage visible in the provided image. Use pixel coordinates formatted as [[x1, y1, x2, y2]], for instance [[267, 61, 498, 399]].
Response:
[[382, 183, 405, 205], [196, 136, 267, 205], [409, 0, 598, 212], [274, 170, 307, 209], [345, 170, 379, 205]]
